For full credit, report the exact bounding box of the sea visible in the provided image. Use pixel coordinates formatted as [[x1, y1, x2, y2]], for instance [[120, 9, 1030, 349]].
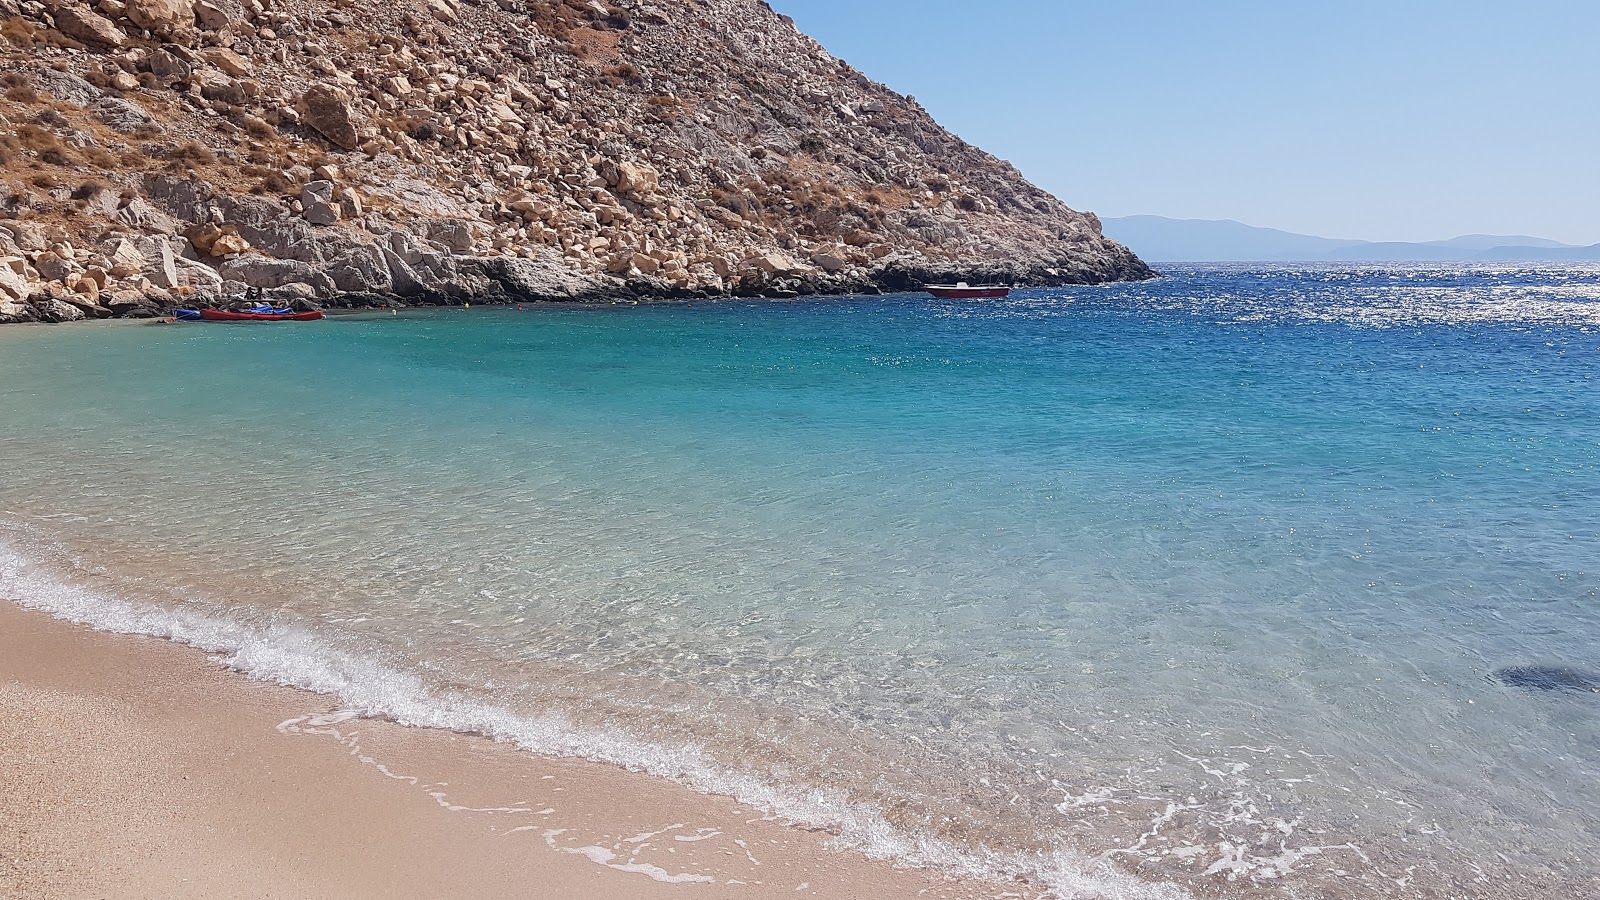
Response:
[[2, 264, 1597, 899]]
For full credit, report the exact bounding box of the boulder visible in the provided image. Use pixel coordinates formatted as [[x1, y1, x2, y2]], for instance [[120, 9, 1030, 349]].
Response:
[[31, 69, 100, 105], [202, 47, 251, 77], [0, 263, 29, 302], [384, 230, 456, 293], [122, 0, 194, 30], [53, 6, 126, 47], [810, 251, 847, 273], [300, 181, 340, 226], [465, 252, 594, 300], [381, 246, 437, 297], [0, 298, 36, 324], [35, 253, 78, 283], [209, 233, 250, 256], [67, 284, 111, 317], [106, 290, 160, 316], [262, 282, 318, 302], [745, 252, 796, 275], [212, 195, 320, 260], [337, 187, 363, 219], [298, 84, 362, 150], [423, 219, 477, 252], [186, 223, 225, 254], [148, 48, 192, 83], [106, 240, 146, 276], [141, 175, 213, 227], [79, 188, 121, 219], [90, 96, 156, 134], [302, 181, 334, 203], [192, 0, 230, 30], [217, 256, 323, 289], [614, 161, 659, 195], [116, 198, 179, 235], [387, 229, 436, 267], [199, 74, 248, 107], [326, 245, 392, 294], [173, 256, 224, 290], [38, 298, 86, 324], [145, 243, 181, 288], [2, 221, 47, 252], [81, 267, 110, 290]]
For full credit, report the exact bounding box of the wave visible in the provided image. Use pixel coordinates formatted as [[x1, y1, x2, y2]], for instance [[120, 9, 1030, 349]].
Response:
[[0, 532, 1186, 900]]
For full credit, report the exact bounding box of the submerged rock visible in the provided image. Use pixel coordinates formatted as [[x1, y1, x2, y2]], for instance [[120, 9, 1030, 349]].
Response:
[[1494, 666, 1600, 693]]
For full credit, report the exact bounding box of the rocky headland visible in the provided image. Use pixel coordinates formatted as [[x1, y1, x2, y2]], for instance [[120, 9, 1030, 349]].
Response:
[[0, 0, 1150, 323]]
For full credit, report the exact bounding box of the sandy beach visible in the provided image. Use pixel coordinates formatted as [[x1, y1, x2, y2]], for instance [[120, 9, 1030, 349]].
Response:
[[0, 601, 1036, 900]]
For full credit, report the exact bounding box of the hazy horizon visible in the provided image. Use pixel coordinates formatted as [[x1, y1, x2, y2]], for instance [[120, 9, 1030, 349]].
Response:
[[1105, 213, 1594, 247], [771, 0, 1600, 246]]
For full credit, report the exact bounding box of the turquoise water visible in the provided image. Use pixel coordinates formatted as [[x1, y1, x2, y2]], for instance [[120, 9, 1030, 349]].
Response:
[[2, 265, 1598, 898]]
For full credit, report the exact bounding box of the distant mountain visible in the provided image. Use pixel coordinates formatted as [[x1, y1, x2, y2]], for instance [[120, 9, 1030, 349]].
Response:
[[1477, 243, 1600, 261], [1097, 216, 1360, 262], [1428, 234, 1573, 251], [1101, 216, 1600, 263]]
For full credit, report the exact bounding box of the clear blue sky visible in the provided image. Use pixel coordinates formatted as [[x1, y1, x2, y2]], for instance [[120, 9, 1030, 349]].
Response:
[[768, 1, 1600, 245]]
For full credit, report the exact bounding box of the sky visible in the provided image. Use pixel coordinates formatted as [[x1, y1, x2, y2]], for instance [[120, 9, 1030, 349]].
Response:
[[767, 1, 1600, 245]]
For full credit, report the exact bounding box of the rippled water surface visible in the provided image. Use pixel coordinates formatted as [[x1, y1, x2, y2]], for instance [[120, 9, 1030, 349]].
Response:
[[2, 265, 1598, 899]]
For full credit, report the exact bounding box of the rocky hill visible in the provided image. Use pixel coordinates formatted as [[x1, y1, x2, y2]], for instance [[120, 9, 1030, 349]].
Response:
[[0, 0, 1150, 323]]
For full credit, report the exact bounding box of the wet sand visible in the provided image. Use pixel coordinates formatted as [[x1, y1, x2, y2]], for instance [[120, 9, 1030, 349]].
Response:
[[0, 601, 1039, 900]]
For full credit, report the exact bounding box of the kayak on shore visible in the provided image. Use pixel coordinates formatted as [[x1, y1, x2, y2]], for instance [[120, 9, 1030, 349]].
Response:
[[176, 308, 326, 322]]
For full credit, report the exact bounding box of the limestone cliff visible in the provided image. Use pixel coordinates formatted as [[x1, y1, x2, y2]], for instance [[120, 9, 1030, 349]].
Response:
[[0, 0, 1151, 322]]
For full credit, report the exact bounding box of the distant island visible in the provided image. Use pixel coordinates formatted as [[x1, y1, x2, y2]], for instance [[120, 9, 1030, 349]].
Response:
[[1102, 216, 1600, 263]]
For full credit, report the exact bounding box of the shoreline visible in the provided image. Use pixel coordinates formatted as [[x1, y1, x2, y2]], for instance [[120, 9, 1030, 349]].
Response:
[[0, 269, 1151, 327], [0, 599, 1050, 900]]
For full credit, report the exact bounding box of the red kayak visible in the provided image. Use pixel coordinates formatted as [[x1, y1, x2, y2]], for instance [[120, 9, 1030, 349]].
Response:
[[925, 283, 1011, 299], [198, 309, 325, 321]]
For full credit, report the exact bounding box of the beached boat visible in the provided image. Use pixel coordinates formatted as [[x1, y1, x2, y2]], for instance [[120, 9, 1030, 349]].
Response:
[[924, 282, 1010, 299], [195, 309, 326, 322]]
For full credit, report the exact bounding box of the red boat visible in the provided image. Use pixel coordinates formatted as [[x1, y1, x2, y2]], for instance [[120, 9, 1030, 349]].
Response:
[[198, 309, 325, 321], [925, 282, 1011, 299]]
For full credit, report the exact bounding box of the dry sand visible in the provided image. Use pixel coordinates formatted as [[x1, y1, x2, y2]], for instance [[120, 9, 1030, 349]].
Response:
[[0, 601, 1044, 900]]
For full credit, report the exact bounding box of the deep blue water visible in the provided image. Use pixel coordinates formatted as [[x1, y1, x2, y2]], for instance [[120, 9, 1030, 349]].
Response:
[[2, 264, 1597, 898]]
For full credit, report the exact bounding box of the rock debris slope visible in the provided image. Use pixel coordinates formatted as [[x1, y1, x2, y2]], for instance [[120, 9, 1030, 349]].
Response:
[[0, 0, 1151, 322]]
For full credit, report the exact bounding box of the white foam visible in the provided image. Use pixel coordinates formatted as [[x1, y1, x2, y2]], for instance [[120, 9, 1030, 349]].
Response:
[[0, 534, 1188, 900], [543, 830, 717, 884]]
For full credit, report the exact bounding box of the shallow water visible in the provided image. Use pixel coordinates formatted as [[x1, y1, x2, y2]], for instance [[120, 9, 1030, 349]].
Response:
[[3, 264, 1598, 898]]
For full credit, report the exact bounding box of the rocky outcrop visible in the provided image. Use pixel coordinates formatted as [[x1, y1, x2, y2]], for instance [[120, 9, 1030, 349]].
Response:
[[90, 96, 155, 132], [0, 0, 1150, 323]]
